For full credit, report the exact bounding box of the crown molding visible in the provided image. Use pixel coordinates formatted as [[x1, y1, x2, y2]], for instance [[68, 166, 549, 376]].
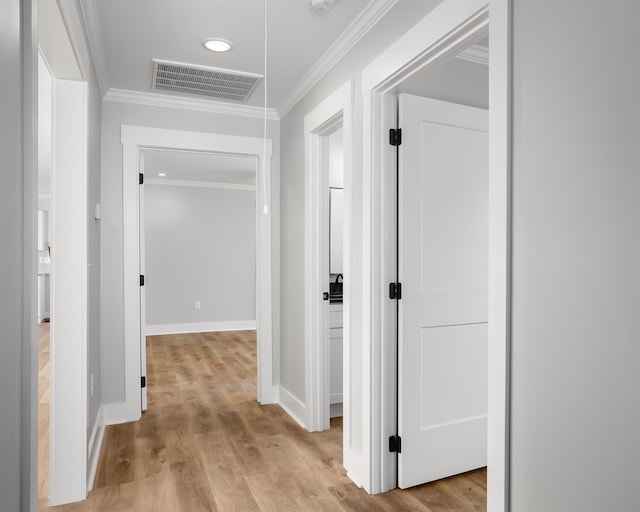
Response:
[[456, 44, 489, 66], [104, 88, 280, 121], [77, 0, 109, 95], [146, 179, 256, 191], [277, 0, 400, 118]]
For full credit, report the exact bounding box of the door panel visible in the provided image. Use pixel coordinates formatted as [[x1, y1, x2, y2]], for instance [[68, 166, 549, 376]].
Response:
[[398, 94, 488, 488]]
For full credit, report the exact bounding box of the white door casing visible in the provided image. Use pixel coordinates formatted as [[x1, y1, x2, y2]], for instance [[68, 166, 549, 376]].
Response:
[[398, 94, 488, 488], [138, 151, 147, 411], [49, 78, 89, 506], [360, 0, 495, 495], [304, 80, 352, 434], [117, 126, 277, 426]]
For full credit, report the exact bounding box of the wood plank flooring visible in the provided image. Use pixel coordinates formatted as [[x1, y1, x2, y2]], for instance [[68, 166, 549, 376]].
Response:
[[38, 323, 51, 502], [40, 330, 486, 511]]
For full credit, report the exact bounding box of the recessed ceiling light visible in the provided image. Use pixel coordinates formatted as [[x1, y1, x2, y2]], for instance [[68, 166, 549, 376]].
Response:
[[158, 173, 166, 177], [203, 38, 232, 53]]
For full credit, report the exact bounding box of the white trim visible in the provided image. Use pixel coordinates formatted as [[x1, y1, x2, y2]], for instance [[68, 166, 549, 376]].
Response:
[[146, 178, 255, 191], [49, 79, 89, 506], [278, 386, 307, 429], [146, 321, 257, 336], [360, 0, 496, 496], [487, 1, 512, 510], [303, 82, 353, 472], [76, 0, 108, 95], [362, 0, 489, 93], [277, 0, 399, 117], [122, 126, 278, 427], [457, 44, 489, 65], [86, 406, 104, 492], [102, 402, 132, 426], [105, 88, 280, 120]]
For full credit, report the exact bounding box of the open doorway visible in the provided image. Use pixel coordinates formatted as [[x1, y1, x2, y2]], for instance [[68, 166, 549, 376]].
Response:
[[357, 0, 508, 499], [118, 126, 277, 425], [37, 0, 91, 503], [141, 149, 257, 337], [36, 51, 54, 507], [328, 126, 345, 421], [393, 38, 489, 489], [303, 80, 352, 440], [140, 149, 258, 404]]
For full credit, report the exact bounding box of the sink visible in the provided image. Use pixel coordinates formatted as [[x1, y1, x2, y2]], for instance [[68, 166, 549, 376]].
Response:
[[330, 275, 343, 303]]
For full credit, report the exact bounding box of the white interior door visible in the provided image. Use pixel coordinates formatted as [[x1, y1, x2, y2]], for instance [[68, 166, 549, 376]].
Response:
[[398, 94, 488, 488], [139, 151, 148, 410]]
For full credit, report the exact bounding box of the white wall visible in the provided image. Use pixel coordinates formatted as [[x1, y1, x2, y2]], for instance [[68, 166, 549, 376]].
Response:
[[279, 0, 442, 452], [510, 2, 640, 510], [100, 100, 279, 405], [145, 183, 256, 330], [0, 0, 37, 509]]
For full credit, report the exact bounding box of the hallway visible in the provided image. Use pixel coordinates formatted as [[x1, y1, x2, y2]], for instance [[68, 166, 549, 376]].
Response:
[[41, 330, 486, 511]]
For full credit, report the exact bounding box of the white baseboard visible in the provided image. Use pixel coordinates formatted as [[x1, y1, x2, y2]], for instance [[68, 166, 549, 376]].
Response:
[[146, 320, 256, 335], [278, 386, 307, 429], [330, 402, 343, 418], [344, 451, 367, 491], [259, 385, 280, 406], [86, 406, 105, 492], [330, 393, 343, 405], [103, 401, 140, 425]]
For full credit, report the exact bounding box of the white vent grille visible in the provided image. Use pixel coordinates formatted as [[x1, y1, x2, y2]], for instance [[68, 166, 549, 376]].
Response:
[[152, 60, 262, 102]]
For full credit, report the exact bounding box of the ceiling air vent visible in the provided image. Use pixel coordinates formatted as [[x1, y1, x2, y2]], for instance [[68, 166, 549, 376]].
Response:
[[151, 59, 262, 102]]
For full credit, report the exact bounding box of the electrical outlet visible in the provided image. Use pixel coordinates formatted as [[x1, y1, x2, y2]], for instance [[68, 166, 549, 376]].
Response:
[[194, 300, 201, 310], [90, 373, 94, 397]]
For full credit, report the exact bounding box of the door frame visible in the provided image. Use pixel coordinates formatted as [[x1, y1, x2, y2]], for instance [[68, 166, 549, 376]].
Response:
[[120, 126, 277, 423], [48, 76, 89, 506], [138, 150, 147, 411], [38, 1, 92, 502], [361, 0, 511, 505], [304, 80, 352, 432]]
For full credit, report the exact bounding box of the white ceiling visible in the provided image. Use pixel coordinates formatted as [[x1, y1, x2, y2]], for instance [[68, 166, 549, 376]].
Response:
[[143, 150, 256, 186], [92, 0, 373, 110]]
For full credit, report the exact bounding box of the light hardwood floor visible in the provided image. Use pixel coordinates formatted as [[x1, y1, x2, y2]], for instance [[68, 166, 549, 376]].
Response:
[[40, 330, 486, 511], [38, 323, 51, 503]]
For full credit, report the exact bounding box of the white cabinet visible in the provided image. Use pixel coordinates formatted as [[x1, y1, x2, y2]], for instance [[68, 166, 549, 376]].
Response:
[[329, 303, 343, 410]]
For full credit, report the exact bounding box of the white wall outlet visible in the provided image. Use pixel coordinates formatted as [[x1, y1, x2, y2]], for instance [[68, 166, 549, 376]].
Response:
[[194, 300, 201, 310], [90, 373, 94, 397]]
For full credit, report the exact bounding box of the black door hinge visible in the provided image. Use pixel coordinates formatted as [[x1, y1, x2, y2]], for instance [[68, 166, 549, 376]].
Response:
[[389, 434, 402, 453], [139, 173, 144, 185], [140, 274, 145, 286], [389, 282, 402, 300], [389, 128, 402, 146], [141, 376, 146, 388]]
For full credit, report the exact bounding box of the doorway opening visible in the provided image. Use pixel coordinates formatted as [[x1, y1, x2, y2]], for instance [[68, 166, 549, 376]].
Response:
[[140, 148, 258, 411], [303, 81, 352, 448], [118, 126, 277, 426], [359, 0, 509, 500], [393, 39, 489, 489], [37, 6, 91, 504], [327, 126, 345, 422]]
